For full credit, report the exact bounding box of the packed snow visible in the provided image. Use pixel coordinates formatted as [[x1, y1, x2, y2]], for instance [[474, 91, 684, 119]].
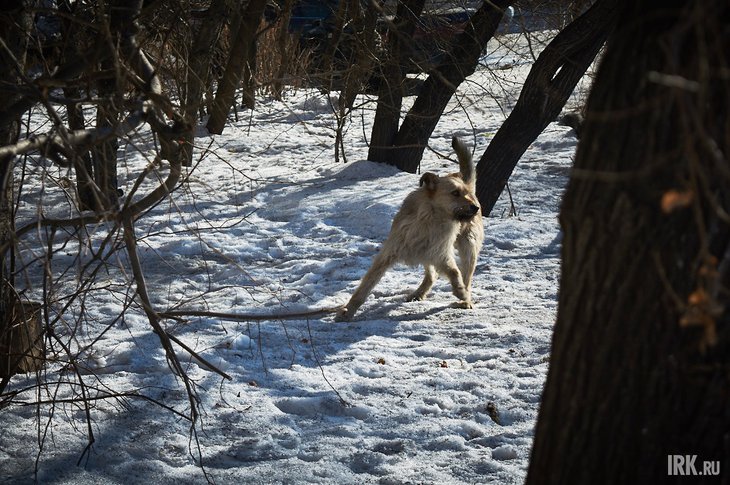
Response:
[[0, 33, 583, 484]]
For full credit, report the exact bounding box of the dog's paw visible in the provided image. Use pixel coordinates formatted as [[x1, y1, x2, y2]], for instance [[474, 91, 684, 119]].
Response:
[[452, 285, 469, 302], [334, 307, 352, 322], [452, 300, 474, 310], [407, 291, 427, 302]]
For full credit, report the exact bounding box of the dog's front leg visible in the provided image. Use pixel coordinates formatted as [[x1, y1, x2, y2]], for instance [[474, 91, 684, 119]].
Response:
[[437, 259, 473, 309], [409, 265, 437, 301], [456, 235, 479, 295], [336, 251, 395, 321]]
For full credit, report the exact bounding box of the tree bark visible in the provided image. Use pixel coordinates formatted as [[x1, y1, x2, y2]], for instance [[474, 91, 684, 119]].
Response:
[[58, 1, 97, 210], [0, 3, 31, 274], [526, 2, 730, 484], [367, 0, 425, 163], [476, 0, 619, 216], [0, 299, 43, 380], [385, 0, 510, 172], [90, 56, 121, 211], [206, 0, 267, 135], [0, 1, 32, 386], [272, 0, 294, 100], [65, 91, 97, 211], [181, 0, 231, 165]]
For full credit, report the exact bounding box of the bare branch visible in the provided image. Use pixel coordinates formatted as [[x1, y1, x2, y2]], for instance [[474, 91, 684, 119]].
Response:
[[0, 103, 148, 161], [165, 332, 232, 381], [159, 307, 343, 322]]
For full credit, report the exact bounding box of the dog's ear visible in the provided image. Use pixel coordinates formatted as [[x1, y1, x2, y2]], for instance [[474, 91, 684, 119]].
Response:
[[419, 172, 439, 191]]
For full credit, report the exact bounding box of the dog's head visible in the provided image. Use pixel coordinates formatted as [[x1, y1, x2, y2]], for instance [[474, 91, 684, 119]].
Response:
[[419, 172, 481, 221]]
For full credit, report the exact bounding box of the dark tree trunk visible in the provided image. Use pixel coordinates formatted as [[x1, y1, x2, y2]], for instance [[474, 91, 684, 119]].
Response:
[[65, 92, 96, 211], [0, 299, 43, 381], [527, 2, 730, 484], [476, 0, 619, 216], [0, 2, 32, 387], [89, 1, 151, 212], [0, 3, 31, 274], [271, 0, 294, 100], [240, 27, 259, 111], [181, 0, 231, 165], [385, 0, 510, 172], [90, 60, 121, 211], [206, 0, 267, 135], [367, 0, 425, 163], [58, 1, 96, 210]]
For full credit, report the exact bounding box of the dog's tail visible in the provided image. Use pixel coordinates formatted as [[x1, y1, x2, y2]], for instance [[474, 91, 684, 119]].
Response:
[[452, 136, 476, 188]]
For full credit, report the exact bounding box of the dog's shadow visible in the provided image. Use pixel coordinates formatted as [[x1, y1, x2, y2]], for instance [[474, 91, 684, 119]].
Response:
[[344, 292, 457, 324]]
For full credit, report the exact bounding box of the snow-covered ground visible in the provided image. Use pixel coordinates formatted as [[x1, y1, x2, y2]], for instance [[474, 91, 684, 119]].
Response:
[[1, 33, 582, 484]]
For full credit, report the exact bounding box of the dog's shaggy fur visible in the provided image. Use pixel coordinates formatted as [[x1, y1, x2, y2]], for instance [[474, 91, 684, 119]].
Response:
[[336, 136, 485, 321]]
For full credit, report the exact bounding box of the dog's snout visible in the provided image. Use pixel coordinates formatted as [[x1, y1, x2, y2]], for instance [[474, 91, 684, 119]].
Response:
[[454, 203, 480, 221]]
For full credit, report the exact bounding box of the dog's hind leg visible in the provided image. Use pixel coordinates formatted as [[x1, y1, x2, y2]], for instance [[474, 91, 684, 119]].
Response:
[[408, 265, 437, 301], [336, 251, 396, 321]]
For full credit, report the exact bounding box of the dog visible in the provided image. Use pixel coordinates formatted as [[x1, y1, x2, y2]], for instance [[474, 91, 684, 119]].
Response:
[[336, 136, 485, 321]]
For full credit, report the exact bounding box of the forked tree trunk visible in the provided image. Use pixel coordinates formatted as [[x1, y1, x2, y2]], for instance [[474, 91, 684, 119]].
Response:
[[385, 0, 509, 172], [206, 0, 267, 135], [526, 2, 730, 483], [367, 0, 425, 163], [476, 0, 619, 216]]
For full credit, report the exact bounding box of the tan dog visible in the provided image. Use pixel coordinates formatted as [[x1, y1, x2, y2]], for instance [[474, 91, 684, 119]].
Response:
[[336, 136, 485, 321]]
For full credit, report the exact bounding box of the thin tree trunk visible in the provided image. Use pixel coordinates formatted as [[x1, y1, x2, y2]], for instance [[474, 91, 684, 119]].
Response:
[[367, 0, 425, 163], [334, 0, 381, 163], [240, 23, 259, 111], [385, 0, 510, 172], [527, 2, 730, 483], [65, 91, 96, 211], [90, 59, 120, 211], [339, 0, 379, 111], [206, 0, 267, 135], [318, 0, 349, 92], [272, 0, 294, 99], [181, 0, 231, 165], [58, 1, 96, 210], [476, 0, 619, 216]]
